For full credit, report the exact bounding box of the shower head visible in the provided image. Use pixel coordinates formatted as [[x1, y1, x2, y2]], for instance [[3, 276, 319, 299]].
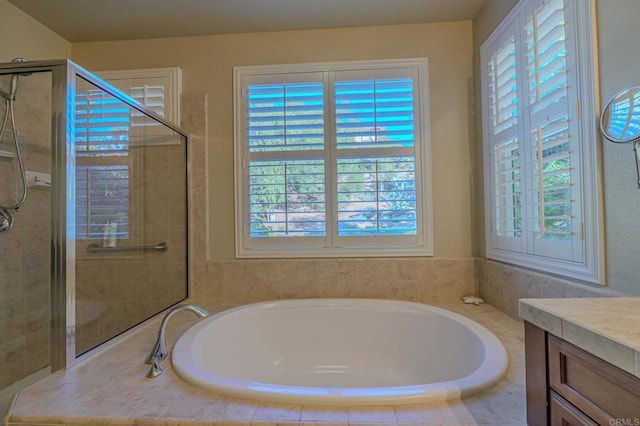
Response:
[[0, 58, 30, 101], [0, 76, 19, 101]]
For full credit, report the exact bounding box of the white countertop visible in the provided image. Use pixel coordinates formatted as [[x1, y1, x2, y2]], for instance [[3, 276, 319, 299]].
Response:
[[519, 297, 640, 379]]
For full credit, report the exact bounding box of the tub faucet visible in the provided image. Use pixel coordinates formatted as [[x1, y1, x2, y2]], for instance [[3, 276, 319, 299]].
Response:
[[145, 303, 209, 378]]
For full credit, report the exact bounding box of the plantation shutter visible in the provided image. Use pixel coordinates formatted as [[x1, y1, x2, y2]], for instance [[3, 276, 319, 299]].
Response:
[[124, 77, 171, 146], [131, 85, 164, 115], [235, 59, 431, 257], [131, 83, 165, 125], [242, 73, 328, 248], [482, 0, 600, 281], [485, 24, 524, 253], [75, 90, 130, 155], [523, 0, 582, 261], [332, 68, 422, 248], [75, 88, 130, 239]]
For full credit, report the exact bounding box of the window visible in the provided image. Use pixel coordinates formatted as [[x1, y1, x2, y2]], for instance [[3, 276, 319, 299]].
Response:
[[481, 0, 602, 282], [75, 85, 131, 239], [75, 68, 181, 240], [234, 59, 433, 258]]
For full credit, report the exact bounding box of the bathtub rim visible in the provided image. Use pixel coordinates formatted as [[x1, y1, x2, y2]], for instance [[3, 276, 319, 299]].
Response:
[[171, 298, 508, 406]]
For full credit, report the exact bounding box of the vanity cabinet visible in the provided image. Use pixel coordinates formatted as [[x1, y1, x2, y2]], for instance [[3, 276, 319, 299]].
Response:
[[525, 321, 640, 425]]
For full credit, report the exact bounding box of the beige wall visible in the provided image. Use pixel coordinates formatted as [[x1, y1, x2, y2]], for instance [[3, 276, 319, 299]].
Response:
[[596, 0, 640, 295], [0, 0, 70, 62], [72, 21, 475, 260]]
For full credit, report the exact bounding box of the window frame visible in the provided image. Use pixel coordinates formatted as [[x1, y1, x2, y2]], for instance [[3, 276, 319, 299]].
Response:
[[234, 58, 433, 258], [480, 0, 604, 283]]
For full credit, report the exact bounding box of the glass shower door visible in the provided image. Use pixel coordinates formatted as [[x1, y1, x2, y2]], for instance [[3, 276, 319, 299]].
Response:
[[73, 76, 188, 356]]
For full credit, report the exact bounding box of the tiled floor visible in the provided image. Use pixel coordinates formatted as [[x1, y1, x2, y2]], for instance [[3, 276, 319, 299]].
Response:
[[6, 300, 527, 425]]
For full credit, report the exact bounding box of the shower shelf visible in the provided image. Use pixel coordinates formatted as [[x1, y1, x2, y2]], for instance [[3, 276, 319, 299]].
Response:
[[0, 150, 16, 159]]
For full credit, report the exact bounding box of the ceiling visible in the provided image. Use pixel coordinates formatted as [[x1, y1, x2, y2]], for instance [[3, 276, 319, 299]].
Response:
[[8, 0, 487, 42]]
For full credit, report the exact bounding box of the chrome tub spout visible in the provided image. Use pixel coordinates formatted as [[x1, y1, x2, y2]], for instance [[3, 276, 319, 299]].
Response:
[[145, 304, 209, 378]]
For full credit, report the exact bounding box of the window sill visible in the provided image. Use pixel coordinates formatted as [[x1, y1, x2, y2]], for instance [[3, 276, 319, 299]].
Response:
[[486, 248, 603, 285], [236, 246, 433, 259]]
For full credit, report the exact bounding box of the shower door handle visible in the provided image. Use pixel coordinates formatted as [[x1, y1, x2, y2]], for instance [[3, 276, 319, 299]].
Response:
[[86, 242, 168, 253]]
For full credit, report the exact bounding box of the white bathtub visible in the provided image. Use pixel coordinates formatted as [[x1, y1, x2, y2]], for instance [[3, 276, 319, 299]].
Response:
[[172, 299, 508, 405]]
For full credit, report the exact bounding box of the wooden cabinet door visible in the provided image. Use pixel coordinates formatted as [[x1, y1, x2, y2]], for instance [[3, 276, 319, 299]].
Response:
[[550, 391, 598, 426]]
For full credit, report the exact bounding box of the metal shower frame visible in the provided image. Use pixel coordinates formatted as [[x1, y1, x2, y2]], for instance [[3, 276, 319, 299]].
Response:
[[0, 59, 190, 371]]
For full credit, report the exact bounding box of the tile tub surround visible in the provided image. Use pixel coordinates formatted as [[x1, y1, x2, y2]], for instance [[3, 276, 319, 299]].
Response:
[[519, 297, 640, 379], [192, 258, 478, 307], [479, 259, 626, 320], [7, 300, 526, 426]]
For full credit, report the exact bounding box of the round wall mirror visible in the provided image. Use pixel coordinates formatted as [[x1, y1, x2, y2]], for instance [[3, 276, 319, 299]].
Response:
[[600, 85, 640, 143], [601, 85, 640, 187]]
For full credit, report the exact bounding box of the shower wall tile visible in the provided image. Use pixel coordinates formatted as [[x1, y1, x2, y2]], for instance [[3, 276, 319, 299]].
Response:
[[23, 348, 48, 377], [0, 315, 25, 344], [0, 336, 24, 366], [478, 259, 625, 320], [0, 359, 23, 390], [0, 72, 52, 391], [0, 276, 24, 316], [182, 93, 208, 266], [192, 258, 477, 307], [0, 165, 15, 205]]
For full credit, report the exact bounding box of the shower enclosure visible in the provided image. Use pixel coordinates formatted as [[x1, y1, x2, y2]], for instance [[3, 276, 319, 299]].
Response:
[[0, 59, 189, 398]]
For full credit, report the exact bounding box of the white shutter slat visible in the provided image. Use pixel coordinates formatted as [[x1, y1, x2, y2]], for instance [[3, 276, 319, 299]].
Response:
[[336, 78, 415, 150], [523, 0, 576, 259], [75, 91, 129, 156], [333, 75, 418, 240], [489, 36, 518, 135], [336, 156, 416, 237], [248, 81, 324, 153], [491, 137, 521, 238], [485, 28, 523, 246], [248, 159, 326, 237], [131, 85, 166, 127], [246, 77, 326, 238]]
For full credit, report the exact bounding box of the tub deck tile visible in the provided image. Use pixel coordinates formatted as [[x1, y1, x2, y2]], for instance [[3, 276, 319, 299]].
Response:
[[6, 301, 526, 426], [299, 407, 348, 424], [346, 406, 396, 424], [393, 402, 447, 424], [252, 403, 301, 422]]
